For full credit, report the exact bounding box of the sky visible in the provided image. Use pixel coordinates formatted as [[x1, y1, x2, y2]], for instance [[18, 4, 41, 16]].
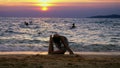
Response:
[[0, 0, 120, 17]]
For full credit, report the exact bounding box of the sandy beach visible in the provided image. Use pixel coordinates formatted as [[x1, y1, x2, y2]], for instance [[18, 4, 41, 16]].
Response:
[[0, 52, 120, 68]]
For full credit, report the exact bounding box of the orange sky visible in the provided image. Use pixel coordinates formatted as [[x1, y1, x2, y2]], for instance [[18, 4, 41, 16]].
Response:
[[0, 0, 119, 3], [0, 0, 119, 17], [0, 0, 119, 6]]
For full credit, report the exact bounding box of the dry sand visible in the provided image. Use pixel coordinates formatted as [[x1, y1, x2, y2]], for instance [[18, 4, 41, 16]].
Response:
[[0, 51, 120, 68]]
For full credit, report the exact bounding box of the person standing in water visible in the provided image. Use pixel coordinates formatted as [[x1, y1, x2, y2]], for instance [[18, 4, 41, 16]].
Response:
[[71, 23, 76, 29], [48, 34, 74, 55]]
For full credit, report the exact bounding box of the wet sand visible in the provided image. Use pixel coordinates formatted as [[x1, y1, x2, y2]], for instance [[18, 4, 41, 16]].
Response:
[[0, 51, 120, 68]]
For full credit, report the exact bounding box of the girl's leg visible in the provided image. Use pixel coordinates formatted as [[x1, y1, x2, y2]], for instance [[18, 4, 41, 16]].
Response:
[[48, 35, 54, 54]]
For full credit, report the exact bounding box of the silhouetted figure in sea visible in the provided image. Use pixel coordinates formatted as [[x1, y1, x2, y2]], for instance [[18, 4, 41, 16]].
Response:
[[71, 23, 76, 29], [48, 34, 74, 55], [24, 21, 29, 26]]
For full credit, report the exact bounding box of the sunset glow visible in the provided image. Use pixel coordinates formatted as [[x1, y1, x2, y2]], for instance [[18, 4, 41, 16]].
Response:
[[38, 0, 51, 11], [0, 0, 119, 17], [42, 7, 48, 11], [0, 0, 119, 7], [40, 0, 50, 3]]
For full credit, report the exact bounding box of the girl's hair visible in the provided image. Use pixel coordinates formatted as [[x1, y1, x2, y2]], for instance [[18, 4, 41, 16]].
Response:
[[53, 36, 60, 43]]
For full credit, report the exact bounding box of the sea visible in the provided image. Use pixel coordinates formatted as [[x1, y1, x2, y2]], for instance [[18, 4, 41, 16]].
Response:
[[0, 17, 120, 52]]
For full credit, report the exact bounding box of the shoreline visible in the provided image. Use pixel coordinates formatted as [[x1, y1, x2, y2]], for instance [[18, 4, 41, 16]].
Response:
[[0, 51, 120, 55]]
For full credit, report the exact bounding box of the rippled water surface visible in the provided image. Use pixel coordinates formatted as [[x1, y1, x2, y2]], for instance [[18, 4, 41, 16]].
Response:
[[0, 17, 120, 52]]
